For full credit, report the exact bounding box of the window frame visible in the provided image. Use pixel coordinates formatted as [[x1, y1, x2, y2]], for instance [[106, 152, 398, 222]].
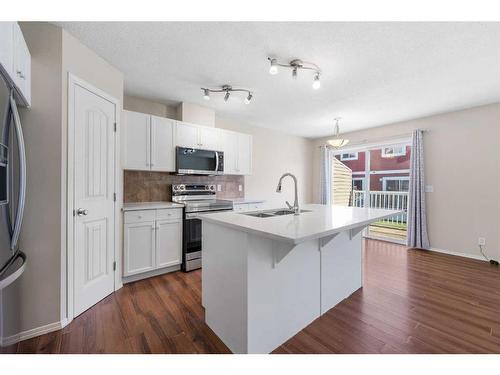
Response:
[[381, 176, 410, 191], [381, 145, 406, 158], [340, 152, 358, 161], [352, 177, 365, 191]]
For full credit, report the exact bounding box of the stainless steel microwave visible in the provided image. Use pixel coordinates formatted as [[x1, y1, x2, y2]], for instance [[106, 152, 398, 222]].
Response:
[[176, 147, 224, 175]]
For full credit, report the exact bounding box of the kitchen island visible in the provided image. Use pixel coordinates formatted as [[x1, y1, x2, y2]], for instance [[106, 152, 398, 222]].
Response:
[[199, 204, 401, 353]]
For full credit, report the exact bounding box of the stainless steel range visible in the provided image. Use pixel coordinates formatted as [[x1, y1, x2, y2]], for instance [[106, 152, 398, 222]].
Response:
[[172, 184, 233, 271]]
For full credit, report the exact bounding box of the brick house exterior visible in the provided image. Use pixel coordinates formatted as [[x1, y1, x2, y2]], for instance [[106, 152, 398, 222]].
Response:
[[335, 145, 411, 191]]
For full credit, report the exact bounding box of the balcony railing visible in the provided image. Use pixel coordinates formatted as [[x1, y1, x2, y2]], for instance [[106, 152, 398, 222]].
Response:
[[352, 190, 408, 226]]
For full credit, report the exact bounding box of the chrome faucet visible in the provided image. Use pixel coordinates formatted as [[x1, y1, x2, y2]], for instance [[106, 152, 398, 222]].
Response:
[[276, 173, 300, 215]]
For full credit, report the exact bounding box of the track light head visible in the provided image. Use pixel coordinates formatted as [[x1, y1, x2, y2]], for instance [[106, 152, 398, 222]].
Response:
[[224, 91, 230, 102], [244, 92, 253, 104], [203, 88, 210, 100], [312, 74, 321, 90], [269, 58, 278, 75]]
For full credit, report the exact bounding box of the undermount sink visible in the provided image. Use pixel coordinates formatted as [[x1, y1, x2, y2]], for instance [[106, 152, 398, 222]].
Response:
[[242, 209, 311, 218]]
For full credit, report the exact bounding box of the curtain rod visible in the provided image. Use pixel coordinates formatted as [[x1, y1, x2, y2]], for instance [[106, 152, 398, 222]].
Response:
[[318, 129, 430, 149]]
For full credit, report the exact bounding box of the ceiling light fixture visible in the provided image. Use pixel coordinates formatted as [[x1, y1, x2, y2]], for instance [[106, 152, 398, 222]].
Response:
[[267, 57, 321, 89], [327, 118, 349, 149], [200, 85, 253, 104]]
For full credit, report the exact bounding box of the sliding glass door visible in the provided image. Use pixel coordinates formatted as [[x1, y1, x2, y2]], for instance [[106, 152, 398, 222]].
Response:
[[332, 140, 411, 244]]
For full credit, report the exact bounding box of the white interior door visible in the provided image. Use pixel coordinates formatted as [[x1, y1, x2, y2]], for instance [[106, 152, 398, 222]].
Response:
[[73, 84, 116, 317]]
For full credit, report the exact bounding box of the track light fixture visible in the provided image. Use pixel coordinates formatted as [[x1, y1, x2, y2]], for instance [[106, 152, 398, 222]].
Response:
[[267, 57, 321, 89], [200, 85, 253, 104]]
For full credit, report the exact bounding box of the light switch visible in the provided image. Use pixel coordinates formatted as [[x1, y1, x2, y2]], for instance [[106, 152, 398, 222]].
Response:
[[238, 185, 243, 192], [425, 185, 434, 193]]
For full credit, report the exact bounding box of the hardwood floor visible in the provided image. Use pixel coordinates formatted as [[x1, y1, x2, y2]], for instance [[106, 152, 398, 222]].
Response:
[[2, 239, 500, 354]]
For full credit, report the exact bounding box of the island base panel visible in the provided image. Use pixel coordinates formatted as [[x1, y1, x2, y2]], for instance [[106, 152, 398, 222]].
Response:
[[320, 230, 363, 314]]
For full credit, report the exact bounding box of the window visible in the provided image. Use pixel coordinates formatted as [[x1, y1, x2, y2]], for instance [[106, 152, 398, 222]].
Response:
[[352, 178, 364, 191], [382, 177, 409, 192], [381, 145, 406, 158], [340, 152, 358, 161]]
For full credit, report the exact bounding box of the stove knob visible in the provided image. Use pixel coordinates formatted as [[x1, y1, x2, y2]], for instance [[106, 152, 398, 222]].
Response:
[[210, 186, 215, 190]]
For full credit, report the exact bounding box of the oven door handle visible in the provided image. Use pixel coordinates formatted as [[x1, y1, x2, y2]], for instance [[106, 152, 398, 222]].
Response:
[[185, 213, 201, 220], [214, 151, 219, 173]]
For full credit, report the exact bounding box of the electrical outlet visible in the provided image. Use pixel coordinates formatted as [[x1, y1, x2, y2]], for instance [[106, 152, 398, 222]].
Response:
[[217, 184, 222, 192], [425, 185, 434, 193], [478, 237, 486, 246], [238, 184, 243, 192]]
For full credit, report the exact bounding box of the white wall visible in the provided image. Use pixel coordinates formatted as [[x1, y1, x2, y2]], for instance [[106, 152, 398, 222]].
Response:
[[216, 117, 314, 207], [124, 95, 177, 119], [312, 102, 500, 260], [177, 102, 215, 127]]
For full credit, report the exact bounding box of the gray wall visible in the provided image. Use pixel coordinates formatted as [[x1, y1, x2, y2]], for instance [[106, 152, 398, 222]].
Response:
[[1, 22, 124, 342], [2, 22, 63, 338]]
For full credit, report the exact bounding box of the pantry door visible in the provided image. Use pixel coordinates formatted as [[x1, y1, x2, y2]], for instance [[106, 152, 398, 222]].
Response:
[[71, 77, 117, 318]]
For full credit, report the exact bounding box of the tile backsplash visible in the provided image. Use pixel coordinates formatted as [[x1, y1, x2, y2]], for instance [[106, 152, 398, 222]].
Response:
[[124, 171, 244, 203]]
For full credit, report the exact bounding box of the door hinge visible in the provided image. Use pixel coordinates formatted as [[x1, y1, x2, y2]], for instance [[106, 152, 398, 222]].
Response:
[[114, 122, 117, 132], [113, 261, 116, 271], [113, 192, 116, 202]]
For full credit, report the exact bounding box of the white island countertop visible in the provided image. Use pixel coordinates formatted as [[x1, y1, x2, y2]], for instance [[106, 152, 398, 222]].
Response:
[[199, 204, 401, 245], [122, 201, 184, 211]]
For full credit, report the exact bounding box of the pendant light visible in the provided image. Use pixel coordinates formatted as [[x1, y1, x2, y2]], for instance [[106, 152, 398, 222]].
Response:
[[327, 118, 349, 148]]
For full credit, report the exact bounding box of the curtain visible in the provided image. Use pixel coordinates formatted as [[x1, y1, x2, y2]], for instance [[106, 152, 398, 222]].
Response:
[[319, 146, 332, 204], [407, 129, 430, 249]]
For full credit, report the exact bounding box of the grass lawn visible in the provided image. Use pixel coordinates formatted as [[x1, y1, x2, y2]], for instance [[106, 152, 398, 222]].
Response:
[[371, 220, 407, 231]]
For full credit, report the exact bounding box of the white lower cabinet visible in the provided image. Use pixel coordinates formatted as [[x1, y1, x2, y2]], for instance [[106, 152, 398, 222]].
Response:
[[156, 220, 182, 268], [123, 208, 182, 278], [124, 221, 156, 276]]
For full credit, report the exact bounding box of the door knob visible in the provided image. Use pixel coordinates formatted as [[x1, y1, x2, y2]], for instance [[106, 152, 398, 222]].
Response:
[[76, 208, 88, 216]]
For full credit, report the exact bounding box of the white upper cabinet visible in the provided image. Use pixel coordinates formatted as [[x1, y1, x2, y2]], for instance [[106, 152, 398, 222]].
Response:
[[151, 116, 175, 172], [237, 133, 252, 175], [0, 22, 14, 79], [122, 110, 150, 170], [175, 121, 220, 151], [0, 22, 31, 107], [12, 23, 30, 106], [175, 122, 199, 149], [122, 111, 252, 175], [198, 126, 220, 150], [220, 130, 238, 174], [122, 111, 176, 172], [219, 130, 252, 175]]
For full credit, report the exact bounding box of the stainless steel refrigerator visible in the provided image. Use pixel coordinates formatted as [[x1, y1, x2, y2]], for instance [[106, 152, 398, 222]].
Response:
[[0, 68, 27, 291]]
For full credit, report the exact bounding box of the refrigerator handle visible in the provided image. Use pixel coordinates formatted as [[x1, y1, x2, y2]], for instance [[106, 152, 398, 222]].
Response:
[[2, 93, 13, 237], [9, 90, 26, 251]]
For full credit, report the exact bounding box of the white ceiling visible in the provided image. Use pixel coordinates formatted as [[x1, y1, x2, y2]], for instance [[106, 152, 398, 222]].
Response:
[[54, 22, 500, 138]]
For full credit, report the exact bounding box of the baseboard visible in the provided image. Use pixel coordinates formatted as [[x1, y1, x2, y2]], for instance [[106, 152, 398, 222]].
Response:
[[1, 320, 64, 347], [122, 264, 181, 284], [429, 247, 487, 262]]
